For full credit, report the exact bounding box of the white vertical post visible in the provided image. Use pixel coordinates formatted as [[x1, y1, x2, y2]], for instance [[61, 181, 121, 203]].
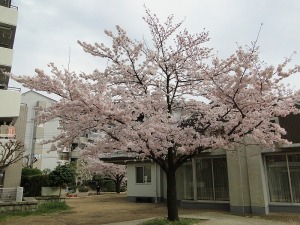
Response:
[[192, 158, 197, 201], [16, 186, 23, 202]]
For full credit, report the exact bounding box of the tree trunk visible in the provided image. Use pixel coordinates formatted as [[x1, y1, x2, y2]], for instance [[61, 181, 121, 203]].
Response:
[[59, 186, 62, 201], [115, 176, 121, 193], [0, 169, 4, 188], [166, 168, 179, 221], [166, 149, 179, 221]]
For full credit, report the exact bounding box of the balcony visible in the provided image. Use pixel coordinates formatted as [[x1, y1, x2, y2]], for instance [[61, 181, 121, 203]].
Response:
[[0, 47, 13, 67], [58, 152, 69, 161], [0, 124, 15, 139], [69, 150, 80, 159], [0, 3, 18, 26], [0, 89, 21, 118], [0, 23, 16, 49]]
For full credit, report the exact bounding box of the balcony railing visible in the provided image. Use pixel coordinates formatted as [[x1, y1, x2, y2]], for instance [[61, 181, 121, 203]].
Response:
[[0, 24, 16, 49], [0, 0, 11, 8], [0, 0, 17, 9], [58, 152, 69, 161], [0, 124, 16, 139]]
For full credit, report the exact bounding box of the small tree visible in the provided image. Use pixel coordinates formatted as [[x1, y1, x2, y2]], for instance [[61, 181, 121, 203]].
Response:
[[0, 140, 25, 171], [0, 140, 25, 186], [76, 158, 93, 186], [23, 154, 38, 168], [49, 164, 75, 199]]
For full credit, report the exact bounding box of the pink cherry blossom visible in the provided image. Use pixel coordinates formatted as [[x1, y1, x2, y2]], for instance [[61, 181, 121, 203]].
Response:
[[13, 8, 300, 221]]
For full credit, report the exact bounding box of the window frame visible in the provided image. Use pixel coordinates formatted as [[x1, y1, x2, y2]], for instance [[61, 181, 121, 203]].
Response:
[[264, 152, 300, 205], [195, 157, 229, 202], [135, 165, 151, 184]]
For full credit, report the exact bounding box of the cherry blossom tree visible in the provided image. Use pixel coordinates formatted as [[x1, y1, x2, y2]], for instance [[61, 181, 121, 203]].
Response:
[[84, 157, 126, 193], [75, 158, 93, 186], [13, 9, 300, 221]]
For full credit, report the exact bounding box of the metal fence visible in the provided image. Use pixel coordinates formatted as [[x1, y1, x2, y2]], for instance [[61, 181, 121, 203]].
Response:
[[0, 187, 23, 202]]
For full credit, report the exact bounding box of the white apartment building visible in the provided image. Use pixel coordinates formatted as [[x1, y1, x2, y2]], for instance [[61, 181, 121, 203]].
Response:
[[21, 90, 70, 171], [0, 0, 26, 188]]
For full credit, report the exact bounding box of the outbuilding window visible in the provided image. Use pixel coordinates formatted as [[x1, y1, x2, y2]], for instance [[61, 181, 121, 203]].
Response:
[[136, 165, 151, 183]]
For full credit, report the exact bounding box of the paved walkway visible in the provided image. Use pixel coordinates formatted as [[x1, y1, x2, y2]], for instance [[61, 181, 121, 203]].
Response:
[[104, 212, 294, 225]]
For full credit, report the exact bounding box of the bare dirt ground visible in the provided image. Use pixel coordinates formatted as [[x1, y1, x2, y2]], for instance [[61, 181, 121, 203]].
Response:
[[1, 193, 300, 225], [0, 193, 202, 225]]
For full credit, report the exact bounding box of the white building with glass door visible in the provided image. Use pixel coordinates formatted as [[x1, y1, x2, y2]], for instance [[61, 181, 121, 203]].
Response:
[[105, 111, 300, 215]]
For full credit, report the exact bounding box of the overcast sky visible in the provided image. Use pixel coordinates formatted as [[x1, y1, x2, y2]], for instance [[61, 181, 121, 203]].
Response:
[[9, 0, 300, 93]]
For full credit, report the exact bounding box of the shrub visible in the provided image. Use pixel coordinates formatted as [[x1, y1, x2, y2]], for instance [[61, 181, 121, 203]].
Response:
[[21, 174, 49, 197], [78, 186, 89, 192], [21, 167, 42, 177]]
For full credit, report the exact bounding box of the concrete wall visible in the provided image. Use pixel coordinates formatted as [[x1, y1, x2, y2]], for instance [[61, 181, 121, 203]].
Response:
[[0, 5, 18, 26], [41, 187, 60, 196], [0, 201, 37, 213], [3, 105, 27, 188], [0, 47, 14, 67], [245, 146, 269, 214], [226, 148, 251, 214], [0, 90, 21, 117], [226, 145, 269, 215]]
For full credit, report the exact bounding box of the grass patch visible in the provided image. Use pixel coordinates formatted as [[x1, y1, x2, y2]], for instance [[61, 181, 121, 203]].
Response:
[[140, 217, 204, 225], [37, 201, 70, 213], [0, 201, 70, 222]]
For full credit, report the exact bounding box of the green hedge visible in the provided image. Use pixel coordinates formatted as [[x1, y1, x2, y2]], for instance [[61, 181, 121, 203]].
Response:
[[21, 174, 50, 197]]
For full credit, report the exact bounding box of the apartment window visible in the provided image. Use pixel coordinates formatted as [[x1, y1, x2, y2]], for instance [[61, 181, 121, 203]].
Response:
[[266, 154, 300, 203], [136, 165, 151, 183], [196, 157, 229, 201]]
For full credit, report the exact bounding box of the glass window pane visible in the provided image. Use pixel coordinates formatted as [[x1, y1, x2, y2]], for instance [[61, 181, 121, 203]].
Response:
[[213, 158, 229, 201], [288, 154, 300, 203], [182, 161, 193, 200], [266, 155, 291, 202], [144, 166, 151, 183], [196, 158, 213, 200], [136, 167, 144, 183]]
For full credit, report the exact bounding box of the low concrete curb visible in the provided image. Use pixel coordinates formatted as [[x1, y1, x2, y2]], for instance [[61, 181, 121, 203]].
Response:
[[103, 212, 295, 225]]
